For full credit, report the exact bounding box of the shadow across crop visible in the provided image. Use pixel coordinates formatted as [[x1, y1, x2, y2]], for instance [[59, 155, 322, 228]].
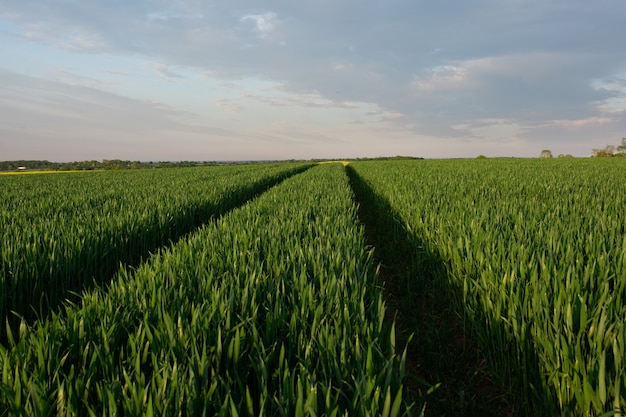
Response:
[[345, 164, 541, 416]]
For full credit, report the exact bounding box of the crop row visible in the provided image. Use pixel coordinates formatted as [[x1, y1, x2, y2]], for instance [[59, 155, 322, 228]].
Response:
[[0, 164, 409, 416], [349, 158, 626, 416], [0, 163, 311, 339]]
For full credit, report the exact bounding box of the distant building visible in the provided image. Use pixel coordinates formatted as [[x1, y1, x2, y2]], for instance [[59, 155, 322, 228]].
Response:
[[17, 166, 26, 170]]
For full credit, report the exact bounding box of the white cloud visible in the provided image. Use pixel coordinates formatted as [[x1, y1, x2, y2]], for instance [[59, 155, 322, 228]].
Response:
[[147, 10, 203, 22], [240, 11, 279, 38], [548, 117, 615, 130], [412, 65, 470, 92]]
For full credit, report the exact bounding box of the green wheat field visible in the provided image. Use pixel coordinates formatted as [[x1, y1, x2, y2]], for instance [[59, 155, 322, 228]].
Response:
[[1, 159, 624, 416]]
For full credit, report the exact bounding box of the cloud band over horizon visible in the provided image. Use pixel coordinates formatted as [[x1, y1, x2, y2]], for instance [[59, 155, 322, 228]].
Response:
[[1, 0, 625, 160]]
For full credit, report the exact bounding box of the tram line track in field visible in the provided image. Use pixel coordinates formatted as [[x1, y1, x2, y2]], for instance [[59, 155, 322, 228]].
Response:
[[1, 164, 313, 345], [345, 164, 519, 416]]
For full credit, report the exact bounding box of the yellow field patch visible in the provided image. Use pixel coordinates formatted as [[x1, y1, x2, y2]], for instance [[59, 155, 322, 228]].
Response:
[[317, 160, 350, 166], [0, 170, 94, 175]]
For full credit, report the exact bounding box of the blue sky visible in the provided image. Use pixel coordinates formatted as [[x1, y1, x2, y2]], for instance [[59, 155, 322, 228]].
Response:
[[1, 0, 625, 161]]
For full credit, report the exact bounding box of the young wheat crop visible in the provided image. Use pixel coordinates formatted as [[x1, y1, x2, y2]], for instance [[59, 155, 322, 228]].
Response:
[[0, 163, 410, 416], [350, 158, 626, 416]]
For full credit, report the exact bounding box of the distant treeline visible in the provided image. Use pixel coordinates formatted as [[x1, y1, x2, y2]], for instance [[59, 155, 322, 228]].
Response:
[[311, 156, 424, 162], [1, 156, 424, 172], [351, 155, 424, 161], [0, 159, 236, 172]]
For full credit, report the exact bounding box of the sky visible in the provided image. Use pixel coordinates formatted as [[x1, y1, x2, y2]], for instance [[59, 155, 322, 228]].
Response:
[[1, 1, 625, 161]]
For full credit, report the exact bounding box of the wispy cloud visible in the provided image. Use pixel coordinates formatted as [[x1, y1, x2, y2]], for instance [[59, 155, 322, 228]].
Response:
[[150, 63, 185, 80], [240, 11, 279, 38], [412, 65, 470, 92]]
